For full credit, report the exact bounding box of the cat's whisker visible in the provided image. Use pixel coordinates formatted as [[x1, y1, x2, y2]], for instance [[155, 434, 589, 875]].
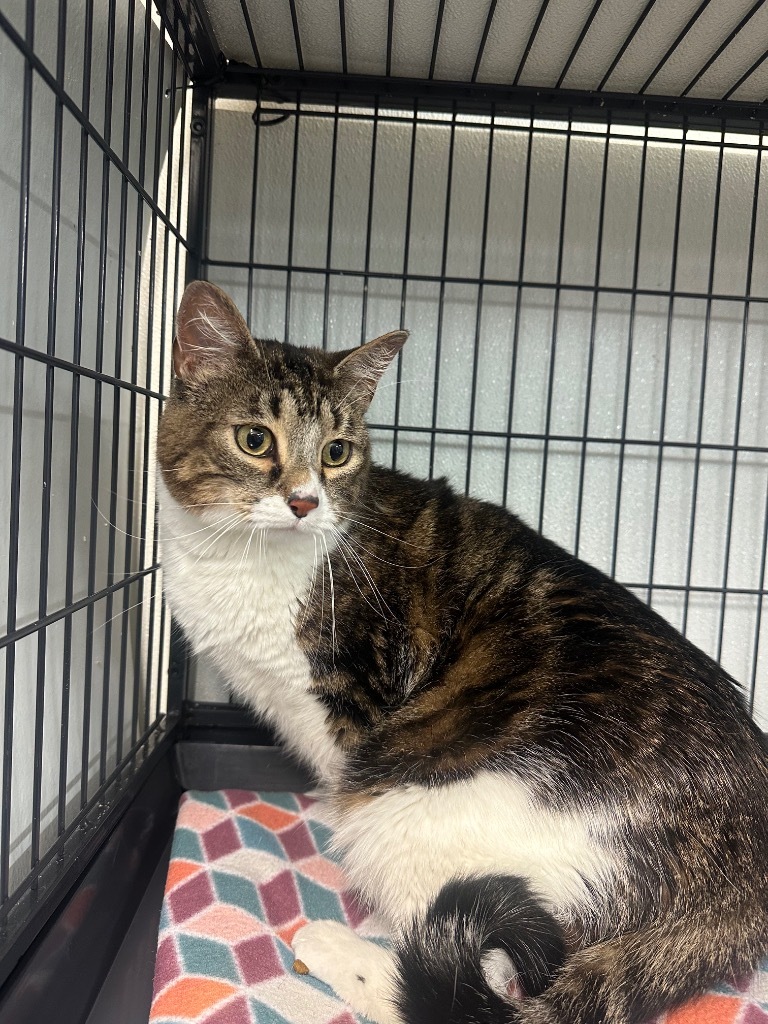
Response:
[[92, 593, 149, 634], [332, 512, 427, 549], [332, 527, 396, 620], [239, 522, 258, 571], [320, 534, 336, 659], [297, 534, 320, 634], [189, 513, 247, 563], [331, 529, 393, 622], [339, 530, 431, 570]]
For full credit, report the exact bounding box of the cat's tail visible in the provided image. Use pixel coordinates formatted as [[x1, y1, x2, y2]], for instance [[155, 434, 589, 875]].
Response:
[[393, 874, 565, 1024]]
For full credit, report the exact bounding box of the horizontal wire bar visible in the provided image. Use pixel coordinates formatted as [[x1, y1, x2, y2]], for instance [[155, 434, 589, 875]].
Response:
[[219, 67, 768, 131], [202, 256, 768, 307], [0, 10, 193, 257], [221, 101, 768, 151], [367, 421, 768, 456], [0, 336, 167, 401], [625, 581, 768, 598], [0, 564, 161, 654]]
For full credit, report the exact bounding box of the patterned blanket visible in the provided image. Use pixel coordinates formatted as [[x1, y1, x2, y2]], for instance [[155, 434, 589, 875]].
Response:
[[149, 790, 768, 1024]]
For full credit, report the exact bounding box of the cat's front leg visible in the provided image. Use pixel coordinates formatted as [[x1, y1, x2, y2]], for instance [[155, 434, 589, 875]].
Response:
[[292, 920, 403, 1024]]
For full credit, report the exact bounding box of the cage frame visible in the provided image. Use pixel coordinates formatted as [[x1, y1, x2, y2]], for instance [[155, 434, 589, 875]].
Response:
[[2, 0, 768, 1020]]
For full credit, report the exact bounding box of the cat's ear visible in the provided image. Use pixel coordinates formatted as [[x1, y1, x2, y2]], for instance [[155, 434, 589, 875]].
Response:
[[333, 330, 408, 410], [174, 280, 252, 379]]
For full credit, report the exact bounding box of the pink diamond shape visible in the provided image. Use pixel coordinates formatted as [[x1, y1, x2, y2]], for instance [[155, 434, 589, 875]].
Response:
[[341, 889, 371, 929], [279, 821, 316, 861], [201, 994, 252, 1024], [168, 871, 215, 924], [235, 933, 285, 984], [225, 790, 260, 809], [259, 870, 301, 926], [152, 935, 181, 997], [296, 794, 317, 810], [202, 818, 241, 861]]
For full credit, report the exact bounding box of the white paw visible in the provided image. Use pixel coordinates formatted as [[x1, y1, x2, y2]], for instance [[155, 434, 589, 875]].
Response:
[[292, 920, 401, 1024]]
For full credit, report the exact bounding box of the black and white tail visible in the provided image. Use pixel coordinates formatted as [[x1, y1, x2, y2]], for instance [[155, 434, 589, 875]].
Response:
[[393, 875, 565, 1024]]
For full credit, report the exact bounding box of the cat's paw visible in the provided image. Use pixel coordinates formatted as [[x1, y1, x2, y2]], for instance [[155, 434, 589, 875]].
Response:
[[292, 920, 401, 1024]]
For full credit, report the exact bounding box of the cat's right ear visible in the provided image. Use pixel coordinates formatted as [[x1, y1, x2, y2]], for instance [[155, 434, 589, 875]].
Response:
[[174, 280, 252, 380]]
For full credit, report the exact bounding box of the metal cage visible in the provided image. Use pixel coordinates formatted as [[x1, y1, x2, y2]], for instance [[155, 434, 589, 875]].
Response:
[[1, 0, 768, 1020]]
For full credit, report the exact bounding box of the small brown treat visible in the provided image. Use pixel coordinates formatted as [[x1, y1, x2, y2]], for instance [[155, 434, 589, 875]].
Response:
[[292, 959, 310, 976]]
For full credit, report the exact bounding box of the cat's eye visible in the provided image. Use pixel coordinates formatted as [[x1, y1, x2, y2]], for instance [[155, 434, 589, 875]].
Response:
[[322, 439, 351, 467], [235, 425, 274, 457]]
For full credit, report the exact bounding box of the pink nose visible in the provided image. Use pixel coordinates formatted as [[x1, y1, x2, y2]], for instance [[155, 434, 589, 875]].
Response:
[[288, 494, 319, 518]]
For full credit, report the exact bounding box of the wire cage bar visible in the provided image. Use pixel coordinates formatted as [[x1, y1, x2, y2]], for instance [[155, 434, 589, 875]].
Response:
[[197, 93, 768, 731], [0, 0, 192, 984], [2, 0, 768, 1012]]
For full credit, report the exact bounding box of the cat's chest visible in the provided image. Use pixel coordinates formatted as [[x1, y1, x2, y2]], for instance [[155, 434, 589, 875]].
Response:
[[157, 493, 317, 696]]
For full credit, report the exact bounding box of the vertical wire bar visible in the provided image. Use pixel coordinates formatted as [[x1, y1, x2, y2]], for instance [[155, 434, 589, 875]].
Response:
[[246, 95, 262, 329], [65, 0, 94, 813], [162, 58, 192, 718], [80, 0, 116, 808], [360, 100, 380, 345], [2, 0, 35, 901], [321, 100, 340, 351], [118, 0, 152, 762], [47, 0, 67, 837], [573, 119, 611, 556], [428, 0, 447, 79], [472, 0, 498, 82], [428, 105, 458, 479], [100, 0, 135, 784], [723, 48, 768, 101], [646, 122, 690, 605], [609, 119, 650, 580], [597, 0, 659, 91], [338, 0, 348, 75], [715, 135, 762, 665], [288, 0, 304, 71], [679, 124, 727, 637], [640, 0, 713, 94], [681, 0, 764, 97], [538, 115, 574, 534], [464, 107, 496, 495], [238, 0, 262, 67], [392, 102, 419, 471], [386, 0, 394, 77], [556, 0, 606, 89], [501, 112, 535, 504], [284, 105, 301, 339], [749, 467, 768, 713], [152, 39, 181, 723], [513, 0, 553, 86], [136, 14, 167, 739], [748, 131, 768, 709]]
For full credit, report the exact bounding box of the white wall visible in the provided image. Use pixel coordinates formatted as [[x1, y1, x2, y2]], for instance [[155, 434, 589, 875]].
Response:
[[0, 0, 185, 897], [202, 99, 768, 727]]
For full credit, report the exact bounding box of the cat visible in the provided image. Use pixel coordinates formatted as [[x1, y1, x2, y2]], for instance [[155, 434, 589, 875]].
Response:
[[156, 279, 768, 1024]]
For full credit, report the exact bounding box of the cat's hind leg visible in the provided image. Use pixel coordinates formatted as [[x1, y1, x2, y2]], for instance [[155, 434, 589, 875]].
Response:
[[292, 920, 402, 1024]]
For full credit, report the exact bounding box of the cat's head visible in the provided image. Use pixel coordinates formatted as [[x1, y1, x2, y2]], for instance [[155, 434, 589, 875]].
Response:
[[156, 281, 407, 537]]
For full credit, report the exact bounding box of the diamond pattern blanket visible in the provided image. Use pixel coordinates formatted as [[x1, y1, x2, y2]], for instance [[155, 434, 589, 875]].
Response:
[[149, 790, 768, 1024]]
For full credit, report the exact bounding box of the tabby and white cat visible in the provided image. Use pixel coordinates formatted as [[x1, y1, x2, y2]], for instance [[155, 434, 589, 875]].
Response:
[[157, 280, 768, 1024]]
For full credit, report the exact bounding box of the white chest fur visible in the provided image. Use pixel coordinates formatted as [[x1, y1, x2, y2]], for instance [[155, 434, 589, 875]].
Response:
[[156, 477, 340, 782]]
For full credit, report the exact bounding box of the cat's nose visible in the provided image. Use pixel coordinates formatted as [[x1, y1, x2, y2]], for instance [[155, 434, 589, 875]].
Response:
[[288, 493, 319, 518]]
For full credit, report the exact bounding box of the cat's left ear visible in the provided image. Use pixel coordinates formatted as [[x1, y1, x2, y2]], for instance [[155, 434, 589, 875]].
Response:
[[333, 330, 408, 410], [174, 280, 252, 380]]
